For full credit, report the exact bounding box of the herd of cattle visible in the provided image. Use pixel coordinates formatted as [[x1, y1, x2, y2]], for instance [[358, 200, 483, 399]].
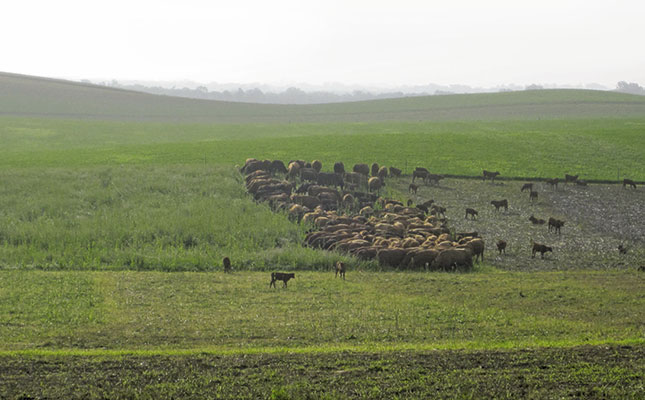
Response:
[[240, 158, 638, 272]]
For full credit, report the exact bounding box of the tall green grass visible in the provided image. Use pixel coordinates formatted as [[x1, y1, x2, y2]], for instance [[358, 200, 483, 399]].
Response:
[[0, 165, 357, 271]]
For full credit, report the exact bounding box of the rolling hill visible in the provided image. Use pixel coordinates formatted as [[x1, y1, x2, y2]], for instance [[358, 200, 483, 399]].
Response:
[[2, 71, 645, 123]]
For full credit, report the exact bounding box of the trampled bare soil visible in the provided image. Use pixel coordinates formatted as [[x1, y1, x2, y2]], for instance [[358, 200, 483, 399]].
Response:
[[1, 345, 642, 399], [390, 177, 645, 271]]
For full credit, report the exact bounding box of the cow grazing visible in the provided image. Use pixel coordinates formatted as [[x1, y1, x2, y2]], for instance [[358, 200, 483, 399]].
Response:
[[270, 272, 295, 288], [465, 208, 478, 220], [490, 199, 508, 212], [389, 166, 402, 177], [482, 170, 500, 182], [412, 169, 428, 182], [623, 179, 637, 189], [426, 174, 443, 185], [532, 243, 553, 259], [529, 191, 538, 202], [529, 215, 546, 225], [548, 217, 565, 235], [546, 178, 559, 190], [521, 183, 533, 192], [565, 174, 578, 184]]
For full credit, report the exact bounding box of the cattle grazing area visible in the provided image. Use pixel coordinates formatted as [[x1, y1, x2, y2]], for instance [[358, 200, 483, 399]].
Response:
[[0, 270, 643, 398], [1, 82, 645, 397]]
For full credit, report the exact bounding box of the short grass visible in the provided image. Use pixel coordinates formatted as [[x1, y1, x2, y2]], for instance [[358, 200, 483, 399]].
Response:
[[2, 117, 644, 180], [1, 270, 642, 351]]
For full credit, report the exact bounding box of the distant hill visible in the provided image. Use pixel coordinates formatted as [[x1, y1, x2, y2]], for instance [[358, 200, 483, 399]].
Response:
[[2, 72, 645, 123]]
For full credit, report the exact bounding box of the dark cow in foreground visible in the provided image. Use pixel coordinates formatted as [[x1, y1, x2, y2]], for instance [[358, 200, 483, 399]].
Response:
[[270, 272, 295, 288]]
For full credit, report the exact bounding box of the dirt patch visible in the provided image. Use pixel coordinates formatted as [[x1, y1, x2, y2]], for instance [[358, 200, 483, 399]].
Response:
[[390, 178, 645, 270], [1, 345, 642, 399]]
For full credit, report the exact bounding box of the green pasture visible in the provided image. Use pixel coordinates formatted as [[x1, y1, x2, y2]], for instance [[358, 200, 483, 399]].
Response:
[[0, 270, 642, 352], [1, 117, 644, 180]]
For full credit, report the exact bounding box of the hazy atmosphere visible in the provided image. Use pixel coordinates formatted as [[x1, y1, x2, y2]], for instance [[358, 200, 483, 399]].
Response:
[[2, 2, 644, 398], [3, 0, 645, 88]]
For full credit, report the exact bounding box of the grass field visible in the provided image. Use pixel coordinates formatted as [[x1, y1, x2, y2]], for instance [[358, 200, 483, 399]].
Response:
[[1, 73, 644, 397], [2, 117, 644, 180], [1, 270, 642, 351]]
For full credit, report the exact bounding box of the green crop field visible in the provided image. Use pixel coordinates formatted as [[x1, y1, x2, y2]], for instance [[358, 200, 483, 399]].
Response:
[[1, 73, 644, 398]]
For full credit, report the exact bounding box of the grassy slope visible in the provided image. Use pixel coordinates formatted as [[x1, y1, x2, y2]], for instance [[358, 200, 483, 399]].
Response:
[[3, 71, 645, 123]]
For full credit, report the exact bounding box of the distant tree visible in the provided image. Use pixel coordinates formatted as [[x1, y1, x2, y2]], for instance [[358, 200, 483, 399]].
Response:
[[615, 81, 645, 95], [525, 84, 543, 90]]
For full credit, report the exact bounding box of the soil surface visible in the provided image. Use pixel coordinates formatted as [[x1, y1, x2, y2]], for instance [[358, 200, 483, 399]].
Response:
[[1, 345, 642, 399], [389, 177, 645, 271]]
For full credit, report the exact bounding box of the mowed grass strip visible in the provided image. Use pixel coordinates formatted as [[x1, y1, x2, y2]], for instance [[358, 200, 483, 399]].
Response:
[[1, 345, 643, 399], [0, 270, 642, 352]]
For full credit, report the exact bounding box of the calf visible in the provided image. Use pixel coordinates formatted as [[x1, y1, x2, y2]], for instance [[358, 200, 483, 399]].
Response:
[[532, 243, 553, 259], [408, 183, 418, 194], [223, 257, 232, 273], [521, 183, 533, 192], [482, 170, 500, 182], [335, 261, 346, 280], [564, 174, 578, 184], [623, 179, 637, 189], [490, 199, 508, 212], [529, 215, 546, 225], [270, 272, 295, 288], [529, 191, 538, 202], [548, 217, 565, 235], [465, 208, 478, 220], [431, 205, 446, 217], [496, 240, 507, 255], [546, 178, 559, 190]]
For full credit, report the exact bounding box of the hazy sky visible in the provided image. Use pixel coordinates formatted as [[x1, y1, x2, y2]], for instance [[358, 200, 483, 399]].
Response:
[[3, 0, 644, 87]]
